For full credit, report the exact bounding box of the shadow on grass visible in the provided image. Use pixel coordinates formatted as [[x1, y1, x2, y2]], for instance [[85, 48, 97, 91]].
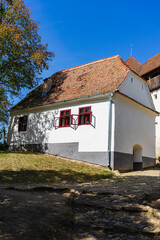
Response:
[[0, 169, 113, 184], [0, 150, 42, 155]]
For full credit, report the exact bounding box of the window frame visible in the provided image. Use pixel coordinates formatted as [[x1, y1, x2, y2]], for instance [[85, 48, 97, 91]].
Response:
[[59, 109, 71, 128], [78, 106, 92, 126], [18, 115, 28, 132]]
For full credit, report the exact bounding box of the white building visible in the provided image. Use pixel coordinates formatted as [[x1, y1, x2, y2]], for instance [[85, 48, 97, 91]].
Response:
[[7, 55, 158, 171], [126, 53, 160, 157]]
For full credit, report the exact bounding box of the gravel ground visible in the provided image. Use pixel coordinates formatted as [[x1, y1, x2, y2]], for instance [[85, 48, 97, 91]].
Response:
[[0, 167, 160, 240]]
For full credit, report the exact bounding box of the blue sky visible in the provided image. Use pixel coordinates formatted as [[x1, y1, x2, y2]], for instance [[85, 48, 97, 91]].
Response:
[[22, 0, 160, 94]]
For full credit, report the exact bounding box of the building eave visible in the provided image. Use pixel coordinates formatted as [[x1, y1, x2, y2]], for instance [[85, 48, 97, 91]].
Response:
[[116, 91, 159, 115], [10, 91, 115, 115]]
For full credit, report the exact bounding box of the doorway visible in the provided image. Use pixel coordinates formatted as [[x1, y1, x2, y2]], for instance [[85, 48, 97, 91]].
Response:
[[133, 144, 142, 171]]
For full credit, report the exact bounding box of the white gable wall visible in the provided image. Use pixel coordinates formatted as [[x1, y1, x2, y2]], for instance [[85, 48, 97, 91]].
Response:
[[113, 93, 156, 170], [118, 71, 155, 110], [114, 93, 155, 156], [151, 89, 160, 156]]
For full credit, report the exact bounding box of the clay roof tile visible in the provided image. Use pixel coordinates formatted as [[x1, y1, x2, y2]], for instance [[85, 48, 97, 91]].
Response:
[[125, 56, 142, 74], [11, 55, 131, 111], [139, 53, 160, 76]]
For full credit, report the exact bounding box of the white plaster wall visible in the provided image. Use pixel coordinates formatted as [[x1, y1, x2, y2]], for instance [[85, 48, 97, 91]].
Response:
[[151, 89, 160, 112], [118, 72, 155, 110], [7, 111, 54, 146], [151, 89, 160, 156], [8, 99, 110, 153], [114, 93, 156, 158]]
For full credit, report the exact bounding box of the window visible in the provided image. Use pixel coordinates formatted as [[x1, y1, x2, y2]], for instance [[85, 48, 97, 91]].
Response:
[[59, 109, 71, 127], [18, 116, 28, 132], [154, 94, 157, 99], [78, 106, 91, 125]]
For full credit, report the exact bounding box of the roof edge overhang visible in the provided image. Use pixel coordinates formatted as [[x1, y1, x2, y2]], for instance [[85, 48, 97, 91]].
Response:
[[116, 91, 159, 116], [150, 86, 160, 92], [139, 53, 160, 77], [10, 91, 115, 115]]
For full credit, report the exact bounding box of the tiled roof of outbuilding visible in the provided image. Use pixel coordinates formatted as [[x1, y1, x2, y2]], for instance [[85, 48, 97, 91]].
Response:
[[126, 56, 142, 74], [11, 55, 132, 111], [139, 53, 160, 76]]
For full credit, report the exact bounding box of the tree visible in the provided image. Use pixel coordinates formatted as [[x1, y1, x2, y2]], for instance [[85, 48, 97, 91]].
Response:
[[0, 0, 54, 123], [0, 126, 7, 144], [0, 86, 8, 124]]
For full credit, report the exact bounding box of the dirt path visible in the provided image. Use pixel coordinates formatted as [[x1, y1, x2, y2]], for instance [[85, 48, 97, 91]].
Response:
[[0, 168, 160, 240]]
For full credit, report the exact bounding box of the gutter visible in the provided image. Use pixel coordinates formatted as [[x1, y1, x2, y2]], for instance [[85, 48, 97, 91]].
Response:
[[107, 92, 114, 167], [10, 91, 113, 114]]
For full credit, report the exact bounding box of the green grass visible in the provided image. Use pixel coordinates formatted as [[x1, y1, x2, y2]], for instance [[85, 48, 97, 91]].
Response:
[[0, 151, 114, 184]]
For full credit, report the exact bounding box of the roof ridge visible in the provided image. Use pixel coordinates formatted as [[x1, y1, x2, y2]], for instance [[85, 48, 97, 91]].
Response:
[[117, 56, 130, 71], [126, 56, 132, 64], [139, 53, 160, 76], [126, 56, 141, 64], [57, 55, 119, 74], [143, 53, 160, 65], [138, 64, 143, 75]]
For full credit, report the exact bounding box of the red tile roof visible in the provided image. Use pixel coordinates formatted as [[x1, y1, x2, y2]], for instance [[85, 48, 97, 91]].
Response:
[[11, 55, 131, 111], [139, 53, 160, 76], [126, 56, 142, 74]]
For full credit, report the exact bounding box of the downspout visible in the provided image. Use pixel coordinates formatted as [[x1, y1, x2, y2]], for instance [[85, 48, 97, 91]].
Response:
[[107, 92, 114, 167]]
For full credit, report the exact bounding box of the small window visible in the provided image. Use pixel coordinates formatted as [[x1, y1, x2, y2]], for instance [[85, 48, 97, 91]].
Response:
[[78, 107, 91, 125], [59, 109, 71, 127], [154, 94, 157, 99], [18, 116, 28, 132], [131, 78, 133, 83], [41, 78, 53, 97]]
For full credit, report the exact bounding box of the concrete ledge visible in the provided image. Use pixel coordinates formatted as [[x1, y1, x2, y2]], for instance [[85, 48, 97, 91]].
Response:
[[113, 152, 133, 171], [112, 152, 156, 171], [142, 156, 156, 168]]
